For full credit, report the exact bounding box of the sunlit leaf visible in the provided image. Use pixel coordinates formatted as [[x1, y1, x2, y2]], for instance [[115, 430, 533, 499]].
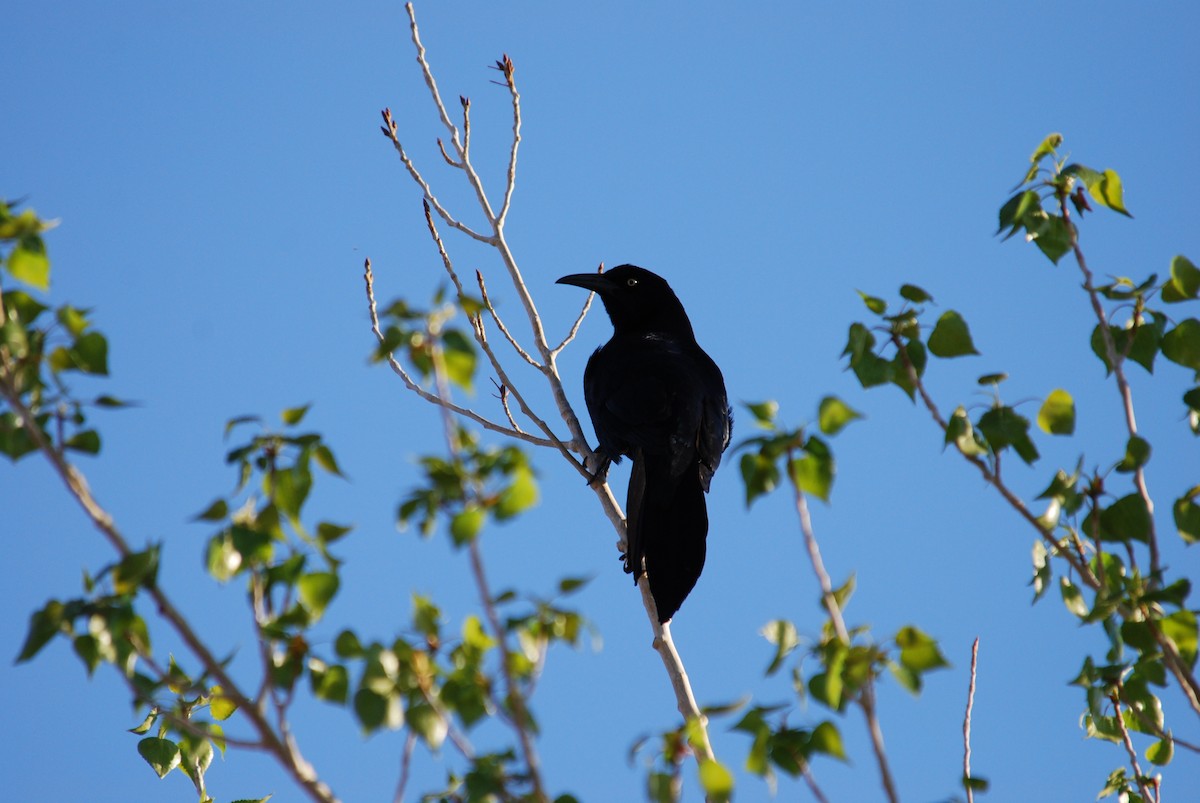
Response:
[[1037, 389, 1075, 435], [817, 396, 862, 437]]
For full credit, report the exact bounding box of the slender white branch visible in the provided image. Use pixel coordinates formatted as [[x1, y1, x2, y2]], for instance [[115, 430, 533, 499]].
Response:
[[551, 266, 598, 357], [963, 638, 979, 803], [477, 269, 541, 369], [495, 54, 521, 229]]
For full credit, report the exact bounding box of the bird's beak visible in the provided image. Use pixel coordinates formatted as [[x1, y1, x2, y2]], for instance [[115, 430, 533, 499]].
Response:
[[556, 272, 610, 293]]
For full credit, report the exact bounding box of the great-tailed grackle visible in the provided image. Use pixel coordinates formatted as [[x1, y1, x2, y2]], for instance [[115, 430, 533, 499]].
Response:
[[556, 265, 731, 623]]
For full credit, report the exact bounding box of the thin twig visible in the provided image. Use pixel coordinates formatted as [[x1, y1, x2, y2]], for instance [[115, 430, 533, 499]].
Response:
[[551, 265, 599, 357], [1060, 198, 1159, 575], [791, 467, 897, 802], [476, 269, 541, 369], [802, 767, 832, 803], [494, 54, 521, 229], [392, 731, 417, 803], [379, 108, 492, 245], [963, 637, 979, 803], [1111, 691, 1157, 802]]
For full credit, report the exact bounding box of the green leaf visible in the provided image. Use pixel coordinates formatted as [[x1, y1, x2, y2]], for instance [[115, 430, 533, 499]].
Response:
[[558, 576, 591, 595], [1029, 213, 1072, 264], [16, 600, 67, 663], [1116, 435, 1151, 473], [697, 760, 734, 801], [192, 499, 229, 522], [441, 328, 477, 392], [495, 465, 538, 520], [789, 437, 834, 502], [1146, 736, 1174, 766], [927, 311, 979, 358], [297, 572, 339, 620], [1037, 388, 1075, 435], [895, 625, 950, 675], [310, 660, 349, 704], [945, 406, 988, 458], [1162, 319, 1200, 371], [128, 711, 158, 735], [1060, 577, 1088, 618], [740, 452, 779, 507], [963, 775, 990, 792], [316, 521, 353, 544], [7, 235, 50, 290], [1162, 255, 1200, 303], [281, 404, 311, 425], [209, 685, 238, 721], [114, 547, 160, 595], [1175, 486, 1200, 545], [745, 400, 779, 428], [809, 721, 846, 760], [761, 619, 799, 676], [997, 189, 1043, 238], [53, 331, 109, 375], [313, 444, 345, 477], [977, 372, 1008, 386], [889, 339, 926, 399], [64, 430, 101, 455], [179, 735, 214, 782], [899, 284, 932, 304], [977, 405, 1039, 464], [1024, 133, 1063, 183], [1089, 168, 1133, 217], [1100, 494, 1153, 543], [1091, 318, 1163, 374], [450, 505, 486, 545], [354, 688, 403, 733], [843, 322, 893, 388], [1160, 610, 1197, 667], [335, 629, 364, 659], [137, 737, 181, 779], [857, 290, 887, 315]]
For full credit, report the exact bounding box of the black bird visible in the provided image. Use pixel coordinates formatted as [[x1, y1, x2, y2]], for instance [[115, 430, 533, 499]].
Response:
[[556, 265, 731, 623]]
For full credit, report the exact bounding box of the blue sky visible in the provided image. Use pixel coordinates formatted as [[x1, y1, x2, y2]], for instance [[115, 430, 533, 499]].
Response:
[[4, 2, 1199, 801]]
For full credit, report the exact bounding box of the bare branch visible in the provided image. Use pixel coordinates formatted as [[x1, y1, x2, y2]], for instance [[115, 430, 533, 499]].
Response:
[[551, 264, 599, 357], [790, 460, 897, 802], [404, 3, 499, 226], [475, 269, 541, 369], [494, 54, 521, 229], [963, 637, 980, 803]]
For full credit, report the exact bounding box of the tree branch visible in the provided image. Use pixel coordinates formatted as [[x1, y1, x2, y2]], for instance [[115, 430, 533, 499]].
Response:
[[0, 380, 338, 803]]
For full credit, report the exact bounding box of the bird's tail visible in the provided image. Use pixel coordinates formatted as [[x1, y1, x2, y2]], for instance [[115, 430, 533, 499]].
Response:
[[626, 455, 708, 623]]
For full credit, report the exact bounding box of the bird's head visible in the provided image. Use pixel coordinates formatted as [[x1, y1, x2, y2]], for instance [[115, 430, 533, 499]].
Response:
[[556, 264, 694, 337]]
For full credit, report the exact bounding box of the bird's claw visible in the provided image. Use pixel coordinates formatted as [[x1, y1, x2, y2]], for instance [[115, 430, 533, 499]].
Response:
[[584, 449, 612, 487]]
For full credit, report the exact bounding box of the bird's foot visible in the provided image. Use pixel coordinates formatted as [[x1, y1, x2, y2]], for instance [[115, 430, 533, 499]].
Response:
[[584, 450, 612, 487]]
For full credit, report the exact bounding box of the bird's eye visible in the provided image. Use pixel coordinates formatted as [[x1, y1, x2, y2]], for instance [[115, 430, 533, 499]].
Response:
[[626, 278, 638, 287]]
